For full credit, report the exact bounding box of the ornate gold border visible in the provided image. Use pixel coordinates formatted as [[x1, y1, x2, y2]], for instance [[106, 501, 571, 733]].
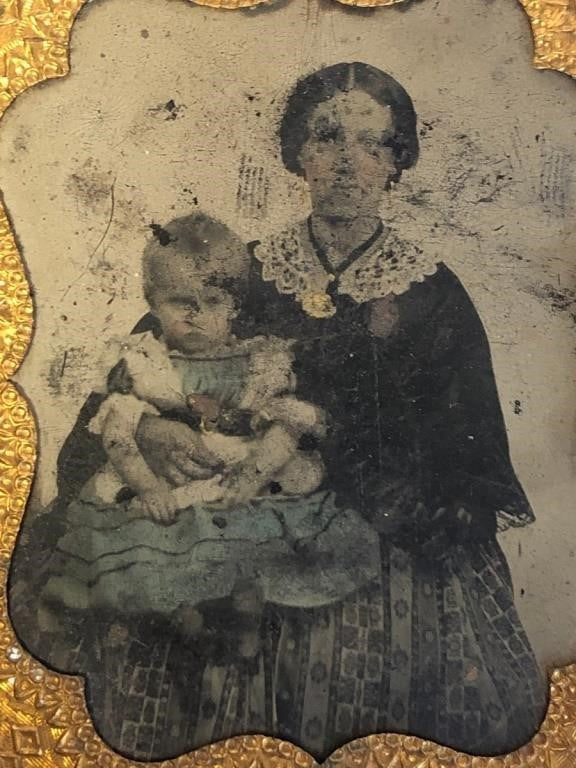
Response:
[[0, 0, 575, 766]]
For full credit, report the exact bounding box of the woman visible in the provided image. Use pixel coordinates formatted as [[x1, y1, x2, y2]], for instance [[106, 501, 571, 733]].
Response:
[[188, 62, 546, 758], [10, 62, 545, 761]]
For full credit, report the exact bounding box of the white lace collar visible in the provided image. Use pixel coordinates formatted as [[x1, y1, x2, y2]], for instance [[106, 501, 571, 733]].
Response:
[[253, 219, 440, 318]]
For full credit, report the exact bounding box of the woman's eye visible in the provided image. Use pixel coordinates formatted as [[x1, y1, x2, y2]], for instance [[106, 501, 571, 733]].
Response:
[[357, 131, 389, 150], [314, 124, 339, 143], [379, 133, 398, 151], [201, 293, 222, 306]]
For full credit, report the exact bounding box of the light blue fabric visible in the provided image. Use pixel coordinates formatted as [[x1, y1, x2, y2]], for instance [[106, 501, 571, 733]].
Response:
[[43, 491, 381, 614], [42, 346, 382, 616], [169, 353, 249, 405]]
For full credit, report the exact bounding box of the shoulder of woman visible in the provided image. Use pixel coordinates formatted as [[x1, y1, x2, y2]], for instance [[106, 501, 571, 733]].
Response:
[[249, 223, 308, 271], [428, 264, 486, 328], [131, 311, 160, 336], [371, 263, 481, 348], [398, 262, 476, 317], [247, 239, 261, 255]]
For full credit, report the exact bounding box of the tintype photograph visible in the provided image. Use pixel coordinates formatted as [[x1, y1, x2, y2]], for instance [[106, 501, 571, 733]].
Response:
[[2, 0, 576, 762]]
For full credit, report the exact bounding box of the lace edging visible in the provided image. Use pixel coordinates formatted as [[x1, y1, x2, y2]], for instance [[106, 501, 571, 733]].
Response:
[[253, 222, 441, 305]]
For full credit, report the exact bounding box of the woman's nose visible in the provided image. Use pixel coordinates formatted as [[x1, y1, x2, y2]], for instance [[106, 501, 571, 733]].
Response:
[[333, 138, 354, 170]]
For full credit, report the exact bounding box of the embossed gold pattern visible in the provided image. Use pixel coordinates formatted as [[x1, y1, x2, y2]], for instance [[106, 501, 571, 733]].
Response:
[[0, 0, 574, 765], [519, 0, 576, 76], [333, 0, 406, 7]]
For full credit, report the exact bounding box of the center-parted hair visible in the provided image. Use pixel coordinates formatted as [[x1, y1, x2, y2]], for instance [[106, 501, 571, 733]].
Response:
[[142, 213, 249, 306], [280, 62, 419, 181]]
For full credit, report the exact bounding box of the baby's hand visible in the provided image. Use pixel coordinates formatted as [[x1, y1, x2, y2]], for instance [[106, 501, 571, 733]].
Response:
[[138, 488, 179, 525], [198, 475, 226, 504], [219, 467, 263, 507]]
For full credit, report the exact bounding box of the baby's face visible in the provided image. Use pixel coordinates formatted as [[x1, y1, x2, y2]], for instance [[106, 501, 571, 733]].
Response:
[[152, 283, 237, 353]]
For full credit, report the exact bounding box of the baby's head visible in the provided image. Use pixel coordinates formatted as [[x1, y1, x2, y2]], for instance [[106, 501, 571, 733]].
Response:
[[142, 214, 248, 353]]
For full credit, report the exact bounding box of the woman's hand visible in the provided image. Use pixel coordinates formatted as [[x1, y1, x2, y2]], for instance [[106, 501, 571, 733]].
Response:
[[136, 414, 220, 486]]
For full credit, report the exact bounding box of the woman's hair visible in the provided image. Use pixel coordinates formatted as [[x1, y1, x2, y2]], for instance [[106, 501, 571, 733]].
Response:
[[142, 213, 248, 306], [280, 62, 419, 181]]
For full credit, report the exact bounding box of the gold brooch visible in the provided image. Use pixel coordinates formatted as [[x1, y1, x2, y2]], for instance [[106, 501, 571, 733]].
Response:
[[301, 291, 337, 319]]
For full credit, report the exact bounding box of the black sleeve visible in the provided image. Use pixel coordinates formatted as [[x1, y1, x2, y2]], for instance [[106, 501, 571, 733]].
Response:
[[55, 391, 107, 508], [363, 266, 534, 552], [422, 267, 534, 528]]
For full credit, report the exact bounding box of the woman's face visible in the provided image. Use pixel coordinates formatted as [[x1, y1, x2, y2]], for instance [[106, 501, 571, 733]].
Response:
[[298, 90, 397, 219]]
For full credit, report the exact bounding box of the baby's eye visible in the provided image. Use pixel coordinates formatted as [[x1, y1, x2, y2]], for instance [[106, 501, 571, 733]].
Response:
[[177, 299, 199, 313]]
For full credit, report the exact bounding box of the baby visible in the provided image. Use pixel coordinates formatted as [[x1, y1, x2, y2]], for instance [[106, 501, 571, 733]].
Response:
[[88, 216, 326, 524], [43, 214, 327, 656], [41, 214, 380, 660]]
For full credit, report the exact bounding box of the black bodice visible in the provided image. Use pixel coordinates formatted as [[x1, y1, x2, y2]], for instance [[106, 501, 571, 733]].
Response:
[[52, 250, 533, 549], [235, 252, 533, 540]]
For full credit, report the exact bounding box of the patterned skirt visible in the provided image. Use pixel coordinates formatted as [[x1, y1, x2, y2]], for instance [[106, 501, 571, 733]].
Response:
[[81, 536, 546, 762]]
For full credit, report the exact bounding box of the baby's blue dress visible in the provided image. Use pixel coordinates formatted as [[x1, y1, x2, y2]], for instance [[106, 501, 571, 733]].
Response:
[[43, 353, 380, 617]]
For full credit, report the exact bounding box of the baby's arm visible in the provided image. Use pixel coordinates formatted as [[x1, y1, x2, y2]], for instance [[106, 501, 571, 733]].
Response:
[[101, 395, 225, 516], [231, 395, 326, 501], [224, 338, 326, 503], [222, 422, 300, 504], [100, 399, 177, 525], [256, 395, 326, 439], [171, 477, 226, 509]]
